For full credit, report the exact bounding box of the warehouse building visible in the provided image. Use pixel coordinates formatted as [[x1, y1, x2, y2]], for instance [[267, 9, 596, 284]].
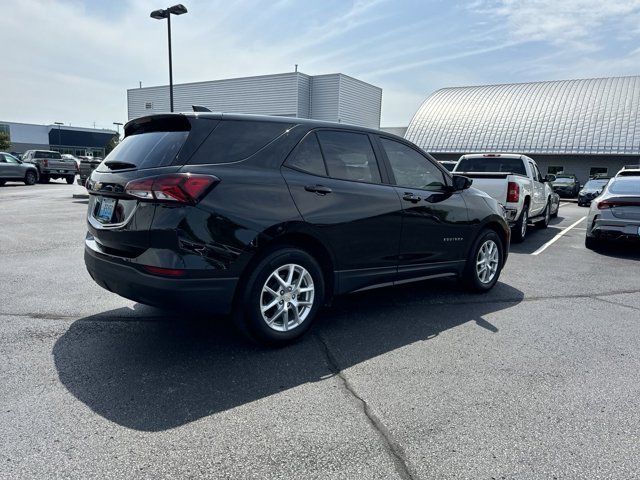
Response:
[[405, 75, 640, 184], [0, 121, 117, 157], [127, 71, 382, 129]]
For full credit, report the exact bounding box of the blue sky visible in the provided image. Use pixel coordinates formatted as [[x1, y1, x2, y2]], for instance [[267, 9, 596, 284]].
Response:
[[1, 0, 640, 129]]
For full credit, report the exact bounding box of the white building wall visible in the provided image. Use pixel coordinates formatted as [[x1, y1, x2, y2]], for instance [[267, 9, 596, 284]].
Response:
[[337, 74, 382, 129], [309, 74, 340, 123]]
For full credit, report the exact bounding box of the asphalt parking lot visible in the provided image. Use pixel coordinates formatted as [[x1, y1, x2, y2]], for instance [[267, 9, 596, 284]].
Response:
[[1, 181, 639, 479]]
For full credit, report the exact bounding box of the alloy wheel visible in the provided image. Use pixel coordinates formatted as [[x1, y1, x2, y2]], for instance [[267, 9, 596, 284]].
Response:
[[476, 240, 499, 284], [260, 264, 315, 332], [521, 209, 528, 238]]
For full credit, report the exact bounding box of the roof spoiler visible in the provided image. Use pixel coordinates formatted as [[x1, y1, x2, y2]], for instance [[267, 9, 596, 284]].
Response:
[[192, 105, 211, 112]]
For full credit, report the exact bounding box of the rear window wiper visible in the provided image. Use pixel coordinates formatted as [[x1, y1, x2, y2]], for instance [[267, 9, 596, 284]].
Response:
[[104, 160, 137, 170]]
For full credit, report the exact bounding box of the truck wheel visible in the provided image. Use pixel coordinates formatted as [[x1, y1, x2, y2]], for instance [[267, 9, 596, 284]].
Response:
[[511, 205, 528, 243], [536, 201, 550, 229], [65, 175, 75, 184], [234, 247, 325, 346], [39, 174, 50, 184], [585, 236, 600, 250], [462, 229, 504, 292], [24, 171, 37, 185]]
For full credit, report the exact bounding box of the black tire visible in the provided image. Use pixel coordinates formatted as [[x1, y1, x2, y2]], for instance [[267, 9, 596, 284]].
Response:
[[462, 229, 504, 292], [511, 203, 529, 243], [536, 200, 551, 228], [235, 247, 325, 346], [24, 170, 37, 185], [585, 236, 600, 250], [39, 174, 49, 184], [0, 180, 5, 187], [65, 175, 75, 184]]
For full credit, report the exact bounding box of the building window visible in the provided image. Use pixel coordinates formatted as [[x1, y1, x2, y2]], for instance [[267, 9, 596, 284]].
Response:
[[145, 102, 153, 110], [589, 167, 607, 177], [547, 166, 564, 174]]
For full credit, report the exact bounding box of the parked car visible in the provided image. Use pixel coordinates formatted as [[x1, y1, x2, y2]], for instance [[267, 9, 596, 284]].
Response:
[[0, 152, 38, 186], [85, 113, 510, 345], [452, 153, 558, 242], [551, 174, 581, 197], [615, 165, 640, 177], [585, 176, 640, 249], [22, 150, 77, 183], [77, 156, 102, 186], [438, 160, 458, 172], [62, 154, 80, 168], [578, 178, 610, 206]]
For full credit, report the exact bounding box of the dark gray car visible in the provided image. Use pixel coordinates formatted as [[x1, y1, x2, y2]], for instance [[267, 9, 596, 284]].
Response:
[[0, 152, 38, 186], [585, 176, 640, 248]]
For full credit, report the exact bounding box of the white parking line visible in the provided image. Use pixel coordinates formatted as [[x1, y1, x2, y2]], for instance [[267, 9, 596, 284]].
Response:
[[531, 216, 587, 256], [559, 202, 573, 207]]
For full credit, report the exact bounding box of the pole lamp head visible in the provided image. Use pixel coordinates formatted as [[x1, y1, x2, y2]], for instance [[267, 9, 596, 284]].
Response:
[[167, 4, 188, 15], [150, 9, 168, 19]]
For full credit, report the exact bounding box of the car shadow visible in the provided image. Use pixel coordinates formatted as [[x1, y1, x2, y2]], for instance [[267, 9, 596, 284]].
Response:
[[53, 279, 524, 432], [590, 242, 640, 261], [508, 215, 568, 254]]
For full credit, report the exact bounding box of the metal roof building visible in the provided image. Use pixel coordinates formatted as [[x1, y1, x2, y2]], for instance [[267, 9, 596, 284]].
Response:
[[406, 76, 640, 183], [127, 72, 382, 129]]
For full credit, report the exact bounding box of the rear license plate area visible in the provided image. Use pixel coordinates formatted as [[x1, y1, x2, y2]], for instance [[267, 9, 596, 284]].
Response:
[[96, 197, 117, 223]]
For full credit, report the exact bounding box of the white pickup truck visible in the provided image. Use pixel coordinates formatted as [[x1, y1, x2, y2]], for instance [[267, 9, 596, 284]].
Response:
[[453, 153, 559, 242]]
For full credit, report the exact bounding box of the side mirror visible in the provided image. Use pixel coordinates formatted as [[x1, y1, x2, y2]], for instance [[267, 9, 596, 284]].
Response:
[[452, 174, 472, 191], [544, 174, 556, 183]]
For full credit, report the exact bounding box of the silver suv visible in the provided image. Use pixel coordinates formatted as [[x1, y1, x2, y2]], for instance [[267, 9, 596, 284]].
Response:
[[0, 152, 38, 186], [22, 150, 77, 184]]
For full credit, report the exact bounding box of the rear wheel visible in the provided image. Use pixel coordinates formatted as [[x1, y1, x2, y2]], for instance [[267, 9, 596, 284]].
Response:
[[585, 236, 601, 250], [65, 175, 75, 184], [462, 229, 503, 292], [0, 180, 5, 187], [235, 247, 324, 346], [24, 171, 37, 185], [39, 174, 49, 184], [511, 204, 529, 243]]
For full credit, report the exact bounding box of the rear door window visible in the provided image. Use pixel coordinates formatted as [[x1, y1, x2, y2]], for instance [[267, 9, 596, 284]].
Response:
[[190, 120, 293, 165], [285, 133, 327, 176], [456, 157, 527, 176], [98, 131, 189, 171], [316, 130, 381, 183]]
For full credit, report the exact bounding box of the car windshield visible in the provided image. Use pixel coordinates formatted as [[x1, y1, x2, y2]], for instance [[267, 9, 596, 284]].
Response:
[[554, 177, 574, 184], [456, 157, 526, 175], [608, 178, 640, 194], [584, 180, 608, 189]]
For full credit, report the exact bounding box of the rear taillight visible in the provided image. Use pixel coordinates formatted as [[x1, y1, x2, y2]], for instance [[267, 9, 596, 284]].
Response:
[[142, 265, 186, 277], [43, 159, 49, 167], [507, 181, 520, 203], [598, 200, 640, 209], [125, 173, 219, 204]]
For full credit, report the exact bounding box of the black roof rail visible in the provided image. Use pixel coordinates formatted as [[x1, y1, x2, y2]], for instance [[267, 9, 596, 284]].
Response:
[[192, 105, 212, 112]]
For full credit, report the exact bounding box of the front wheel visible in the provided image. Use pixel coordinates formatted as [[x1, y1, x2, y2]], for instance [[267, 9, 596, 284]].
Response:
[[24, 171, 37, 185], [235, 247, 325, 346], [511, 205, 528, 243], [585, 236, 601, 250], [462, 229, 504, 292]]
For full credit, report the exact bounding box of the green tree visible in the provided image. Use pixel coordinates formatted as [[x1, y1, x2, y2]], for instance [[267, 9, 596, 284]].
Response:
[[104, 135, 119, 156], [0, 132, 11, 151]]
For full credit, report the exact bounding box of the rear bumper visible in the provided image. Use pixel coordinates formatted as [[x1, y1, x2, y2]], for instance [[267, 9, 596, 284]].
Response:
[[84, 242, 238, 314], [589, 218, 640, 242]]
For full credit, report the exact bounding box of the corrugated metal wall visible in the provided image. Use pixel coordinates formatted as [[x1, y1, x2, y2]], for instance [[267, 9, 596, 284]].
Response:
[[127, 72, 381, 128]]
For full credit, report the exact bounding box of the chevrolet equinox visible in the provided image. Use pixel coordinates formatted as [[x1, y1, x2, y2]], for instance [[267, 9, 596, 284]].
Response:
[[85, 113, 510, 345]]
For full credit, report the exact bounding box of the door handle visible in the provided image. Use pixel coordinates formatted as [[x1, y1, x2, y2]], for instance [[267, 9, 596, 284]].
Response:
[[305, 184, 332, 195], [402, 192, 421, 203]]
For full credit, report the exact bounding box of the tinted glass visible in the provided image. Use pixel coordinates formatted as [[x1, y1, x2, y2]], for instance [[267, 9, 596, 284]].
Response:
[[316, 131, 380, 183], [456, 157, 526, 175], [584, 180, 608, 189], [4, 154, 19, 164], [285, 133, 326, 176], [553, 176, 575, 184], [608, 179, 640, 194], [99, 131, 189, 170], [381, 138, 446, 191], [190, 120, 293, 165], [35, 151, 62, 159], [441, 162, 456, 171]]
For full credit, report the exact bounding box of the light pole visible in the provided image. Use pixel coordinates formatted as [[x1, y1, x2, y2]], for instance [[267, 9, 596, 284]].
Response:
[[150, 4, 188, 113], [113, 122, 123, 138], [54, 122, 63, 152]]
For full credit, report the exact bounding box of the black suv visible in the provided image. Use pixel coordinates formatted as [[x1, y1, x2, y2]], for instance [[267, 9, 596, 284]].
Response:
[[85, 113, 509, 344]]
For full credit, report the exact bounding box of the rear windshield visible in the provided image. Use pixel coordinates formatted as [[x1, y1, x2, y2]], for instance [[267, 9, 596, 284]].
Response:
[[188, 120, 293, 165], [440, 162, 456, 171], [617, 170, 640, 177], [554, 176, 575, 184], [608, 179, 640, 194], [99, 131, 189, 170], [36, 151, 62, 159], [456, 157, 526, 175]]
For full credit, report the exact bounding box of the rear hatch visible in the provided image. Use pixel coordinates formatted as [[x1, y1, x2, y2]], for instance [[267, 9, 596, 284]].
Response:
[[37, 151, 75, 171], [86, 114, 219, 255]]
